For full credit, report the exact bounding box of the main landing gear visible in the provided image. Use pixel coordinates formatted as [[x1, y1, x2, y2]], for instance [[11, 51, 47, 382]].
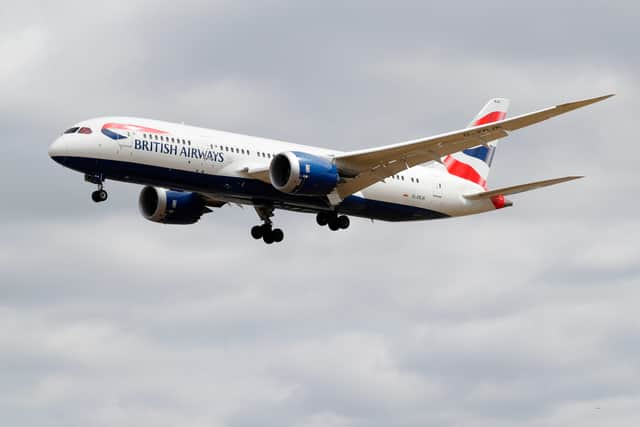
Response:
[[86, 173, 108, 203], [316, 212, 350, 231], [251, 206, 284, 244]]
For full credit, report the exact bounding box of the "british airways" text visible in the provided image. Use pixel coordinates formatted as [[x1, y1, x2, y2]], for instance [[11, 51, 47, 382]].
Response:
[[134, 139, 224, 162]]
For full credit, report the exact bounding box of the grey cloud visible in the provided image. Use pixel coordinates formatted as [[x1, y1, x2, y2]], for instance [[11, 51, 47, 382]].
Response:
[[1, 1, 639, 427]]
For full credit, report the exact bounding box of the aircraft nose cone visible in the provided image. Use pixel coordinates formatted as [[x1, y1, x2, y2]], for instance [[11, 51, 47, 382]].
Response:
[[48, 138, 67, 164]]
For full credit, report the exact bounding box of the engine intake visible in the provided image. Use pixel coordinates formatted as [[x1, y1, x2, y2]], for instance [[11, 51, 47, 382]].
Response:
[[269, 151, 339, 195], [139, 186, 210, 224]]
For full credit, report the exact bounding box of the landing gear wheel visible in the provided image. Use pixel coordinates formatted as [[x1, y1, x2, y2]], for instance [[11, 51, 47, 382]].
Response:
[[316, 212, 329, 226], [272, 228, 284, 242], [91, 189, 108, 203], [337, 215, 350, 229], [251, 225, 264, 239], [328, 219, 340, 231], [263, 232, 275, 244], [253, 206, 285, 244]]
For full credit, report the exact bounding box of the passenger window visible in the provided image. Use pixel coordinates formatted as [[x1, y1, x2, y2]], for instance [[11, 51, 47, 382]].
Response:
[[64, 127, 79, 134], [78, 127, 92, 134]]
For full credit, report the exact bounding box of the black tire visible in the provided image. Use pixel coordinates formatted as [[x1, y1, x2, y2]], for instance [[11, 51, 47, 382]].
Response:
[[251, 225, 263, 239], [91, 191, 100, 203], [316, 212, 328, 226], [263, 232, 275, 244], [337, 215, 350, 229], [97, 189, 108, 201], [272, 228, 284, 242], [328, 220, 340, 231]]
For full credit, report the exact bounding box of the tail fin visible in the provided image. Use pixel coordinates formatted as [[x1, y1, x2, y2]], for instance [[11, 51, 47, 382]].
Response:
[[443, 98, 510, 189]]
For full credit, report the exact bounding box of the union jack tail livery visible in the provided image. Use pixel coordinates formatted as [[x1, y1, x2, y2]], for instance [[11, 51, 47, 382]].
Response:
[[443, 98, 510, 189]]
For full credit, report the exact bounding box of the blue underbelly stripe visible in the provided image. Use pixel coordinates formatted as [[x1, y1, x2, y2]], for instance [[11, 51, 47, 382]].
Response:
[[51, 156, 449, 221]]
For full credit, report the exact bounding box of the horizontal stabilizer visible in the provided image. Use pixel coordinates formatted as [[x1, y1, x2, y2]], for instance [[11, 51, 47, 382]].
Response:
[[463, 176, 583, 200]]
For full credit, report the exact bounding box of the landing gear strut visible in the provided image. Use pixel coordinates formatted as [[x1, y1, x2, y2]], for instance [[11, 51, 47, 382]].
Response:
[[252, 206, 284, 244], [86, 173, 108, 203], [316, 212, 350, 231]]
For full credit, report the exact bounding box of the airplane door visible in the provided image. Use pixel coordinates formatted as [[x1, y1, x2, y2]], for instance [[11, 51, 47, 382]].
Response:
[[116, 130, 134, 159], [119, 131, 133, 149], [432, 181, 443, 204]]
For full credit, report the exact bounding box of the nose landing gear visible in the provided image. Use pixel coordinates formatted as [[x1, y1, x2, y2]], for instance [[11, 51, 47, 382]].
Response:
[[316, 212, 350, 231], [85, 173, 108, 203], [91, 188, 108, 203], [252, 206, 284, 244]]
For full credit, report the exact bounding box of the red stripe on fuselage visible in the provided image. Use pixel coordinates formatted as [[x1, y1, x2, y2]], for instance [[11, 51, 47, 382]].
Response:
[[102, 123, 169, 134], [472, 111, 506, 126], [443, 156, 487, 189]]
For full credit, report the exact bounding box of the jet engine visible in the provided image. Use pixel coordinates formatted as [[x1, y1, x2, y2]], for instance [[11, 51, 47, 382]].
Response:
[[269, 151, 339, 196], [138, 186, 211, 224]]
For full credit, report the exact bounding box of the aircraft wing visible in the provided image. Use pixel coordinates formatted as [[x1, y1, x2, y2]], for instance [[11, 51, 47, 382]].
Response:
[[239, 166, 271, 184], [331, 94, 612, 202], [463, 176, 583, 200]]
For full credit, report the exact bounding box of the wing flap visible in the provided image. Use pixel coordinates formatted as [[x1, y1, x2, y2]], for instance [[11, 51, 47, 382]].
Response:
[[463, 176, 583, 200]]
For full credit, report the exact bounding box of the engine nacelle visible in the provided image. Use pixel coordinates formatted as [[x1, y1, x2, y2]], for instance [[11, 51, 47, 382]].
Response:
[[138, 186, 210, 224], [269, 151, 339, 195]]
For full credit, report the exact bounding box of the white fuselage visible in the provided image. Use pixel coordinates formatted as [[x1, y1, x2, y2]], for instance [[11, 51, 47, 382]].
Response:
[[48, 117, 498, 221]]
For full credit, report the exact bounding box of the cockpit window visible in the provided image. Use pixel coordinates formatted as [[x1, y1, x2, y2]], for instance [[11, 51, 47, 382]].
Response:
[[64, 127, 80, 134], [78, 127, 92, 134]]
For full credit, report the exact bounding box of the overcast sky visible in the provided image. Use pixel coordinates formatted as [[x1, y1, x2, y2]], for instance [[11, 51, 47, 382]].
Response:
[[1, 1, 639, 426]]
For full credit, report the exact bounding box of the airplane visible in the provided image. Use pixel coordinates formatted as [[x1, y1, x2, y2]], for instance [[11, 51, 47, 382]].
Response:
[[48, 94, 613, 244]]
